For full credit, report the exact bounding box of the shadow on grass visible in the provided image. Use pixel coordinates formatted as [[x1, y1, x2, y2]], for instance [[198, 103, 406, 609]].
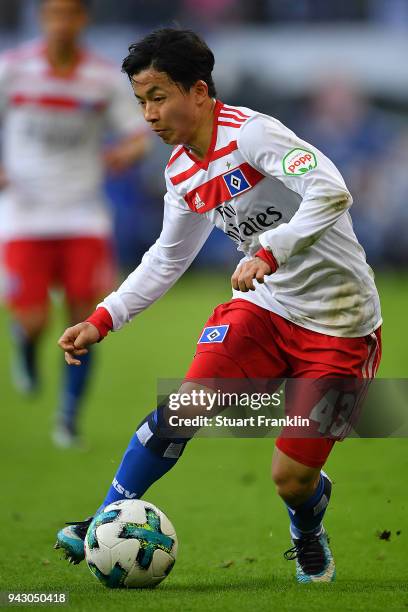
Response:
[[15, 577, 407, 597], [161, 577, 408, 595], [162, 576, 281, 593]]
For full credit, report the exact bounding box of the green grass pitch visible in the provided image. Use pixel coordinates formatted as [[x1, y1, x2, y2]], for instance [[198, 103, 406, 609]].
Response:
[[0, 272, 407, 611]]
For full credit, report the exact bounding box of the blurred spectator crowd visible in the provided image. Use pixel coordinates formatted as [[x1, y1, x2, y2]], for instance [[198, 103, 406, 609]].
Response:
[[3, 0, 408, 30], [291, 79, 408, 268]]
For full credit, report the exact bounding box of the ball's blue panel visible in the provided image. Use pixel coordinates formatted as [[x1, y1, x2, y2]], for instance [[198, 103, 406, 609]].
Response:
[[88, 561, 127, 588], [87, 509, 121, 550], [118, 508, 175, 570]]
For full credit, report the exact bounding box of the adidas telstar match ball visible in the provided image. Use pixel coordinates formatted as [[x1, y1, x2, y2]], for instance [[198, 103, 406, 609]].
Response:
[[84, 499, 178, 588]]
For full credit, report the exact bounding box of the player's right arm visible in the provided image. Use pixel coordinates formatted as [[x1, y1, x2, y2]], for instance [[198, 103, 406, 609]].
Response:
[[58, 185, 213, 363], [100, 190, 213, 328]]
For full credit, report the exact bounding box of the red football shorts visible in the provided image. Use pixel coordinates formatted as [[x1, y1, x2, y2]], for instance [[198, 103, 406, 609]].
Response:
[[2, 237, 115, 310], [185, 298, 382, 468]]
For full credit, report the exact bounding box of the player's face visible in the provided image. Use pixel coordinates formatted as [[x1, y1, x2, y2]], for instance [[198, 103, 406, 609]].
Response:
[[131, 68, 205, 146], [40, 0, 88, 45]]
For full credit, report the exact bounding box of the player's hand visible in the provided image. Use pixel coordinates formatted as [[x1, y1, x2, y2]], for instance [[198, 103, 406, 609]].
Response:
[[58, 322, 100, 366], [231, 257, 272, 292]]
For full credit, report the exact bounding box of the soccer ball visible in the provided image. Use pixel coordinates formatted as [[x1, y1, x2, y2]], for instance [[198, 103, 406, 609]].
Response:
[[84, 499, 178, 588]]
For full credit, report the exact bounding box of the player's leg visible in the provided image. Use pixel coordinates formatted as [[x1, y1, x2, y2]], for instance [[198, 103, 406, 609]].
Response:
[[99, 380, 218, 509], [10, 307, 48, 392], [54, 237, 115, 447], [53, 297, 96, 447], [55, 379, 218, 562], [98, 300, 272, 515], [272, 439, 335, 583], [271, 315, 382, 583], [2, 240, 52, 393], [55, 299, 286, 563], [96, 313, 260, 514]]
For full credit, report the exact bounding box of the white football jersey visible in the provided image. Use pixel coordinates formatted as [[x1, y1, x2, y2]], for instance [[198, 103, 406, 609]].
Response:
[[0, 41, 145, 239], [100, 100, 382, 338]]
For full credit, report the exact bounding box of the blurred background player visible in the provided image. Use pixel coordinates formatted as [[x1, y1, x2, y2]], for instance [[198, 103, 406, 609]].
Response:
[[0, 0, 149, 447]]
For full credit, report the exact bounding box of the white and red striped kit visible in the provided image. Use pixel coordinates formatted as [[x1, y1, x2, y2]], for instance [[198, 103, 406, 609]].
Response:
[[0, 41, 144, 240], [100, 100, 382, 339]]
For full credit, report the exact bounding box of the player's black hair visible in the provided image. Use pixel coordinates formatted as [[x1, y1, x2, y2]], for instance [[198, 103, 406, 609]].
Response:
[[122, 28, 217, 98]]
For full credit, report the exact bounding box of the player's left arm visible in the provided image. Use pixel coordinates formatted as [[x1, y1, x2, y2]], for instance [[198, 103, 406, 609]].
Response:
[[235, 114, 353, 290], [103, 72, 151, 172]]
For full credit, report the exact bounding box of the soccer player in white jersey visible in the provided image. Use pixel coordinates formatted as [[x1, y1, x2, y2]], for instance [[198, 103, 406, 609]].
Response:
[[55, 29, 382, 582], [0, 0, 149, 447]]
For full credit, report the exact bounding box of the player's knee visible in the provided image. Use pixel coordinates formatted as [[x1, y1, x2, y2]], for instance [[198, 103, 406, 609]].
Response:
[[135, 404, 192, 460], [272, 464, 318, 505], [177, 381, 220, 414], [14, 308, 48, 339]]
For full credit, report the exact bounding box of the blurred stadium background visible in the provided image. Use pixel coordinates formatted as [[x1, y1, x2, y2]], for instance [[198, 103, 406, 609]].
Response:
[[1, 0, 408, 272]]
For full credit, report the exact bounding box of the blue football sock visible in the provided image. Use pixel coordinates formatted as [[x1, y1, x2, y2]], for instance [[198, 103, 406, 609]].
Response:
[[99, 407, 188, 512], [11, 321, 38, 387], [286, 471, 332, 539], [58, 350, 93, 432]]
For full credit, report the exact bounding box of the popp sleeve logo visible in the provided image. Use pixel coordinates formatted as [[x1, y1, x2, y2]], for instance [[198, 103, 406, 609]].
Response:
[[282, 148, 317, 176]]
